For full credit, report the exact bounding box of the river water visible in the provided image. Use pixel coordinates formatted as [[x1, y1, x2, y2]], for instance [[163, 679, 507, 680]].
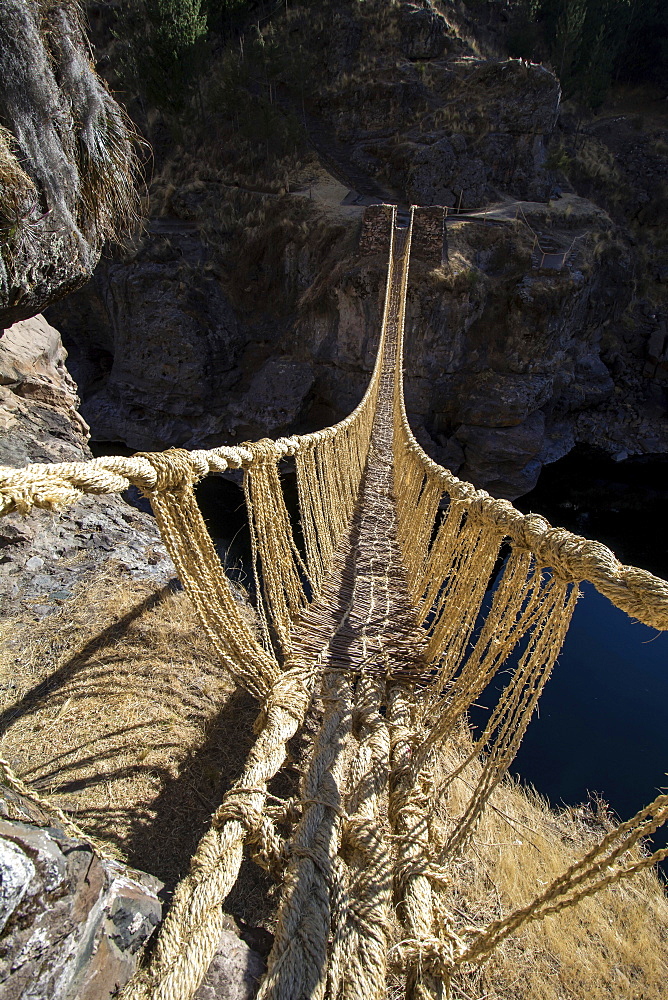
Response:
[[510, 447, 668, 860]]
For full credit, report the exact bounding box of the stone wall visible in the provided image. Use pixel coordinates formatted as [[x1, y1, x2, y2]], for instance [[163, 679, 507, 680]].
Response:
[[358, 205, 395, 257], [412, 207, 446, 265]]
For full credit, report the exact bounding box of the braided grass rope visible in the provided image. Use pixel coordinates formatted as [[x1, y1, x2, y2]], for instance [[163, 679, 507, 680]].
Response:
[[0, 756, 120, 861], [389, 208, 668, 993], [1, 206, 667, 1000]]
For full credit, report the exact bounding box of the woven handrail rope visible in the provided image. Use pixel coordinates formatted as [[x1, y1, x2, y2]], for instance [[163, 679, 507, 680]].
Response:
[[1, 205, 666, 1000]]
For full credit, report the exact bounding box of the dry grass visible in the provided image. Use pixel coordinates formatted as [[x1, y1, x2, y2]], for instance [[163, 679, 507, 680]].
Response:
[[1, 570, 666, 993], [0, 566, 259, 895], [433, 725, 668, 1000]]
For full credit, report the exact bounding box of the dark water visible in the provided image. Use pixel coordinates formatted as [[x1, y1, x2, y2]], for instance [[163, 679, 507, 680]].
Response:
[[508, 583, 668, 846], [507, 447, 668, 859]]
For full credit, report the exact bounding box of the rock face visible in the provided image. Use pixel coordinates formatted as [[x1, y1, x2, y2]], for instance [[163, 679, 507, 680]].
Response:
[[0, 495, 173, 615], [0, 314, 173, 615], [35, 0, 667, 501], [46, 190, 668, 501], [0, 0, 139, 327], [0, 315, 89, 466], [400, 3, 449, 60], [57, 228, 244, 451], [0, 794, 161, 1000], [299, 0, 560, 208], [399, 207, 636, 498], [195, 929, 265, 1000], [47, 205, 385, 452]]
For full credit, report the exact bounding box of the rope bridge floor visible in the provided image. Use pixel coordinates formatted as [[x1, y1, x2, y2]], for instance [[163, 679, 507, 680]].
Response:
[[288, 226, 426, 684]]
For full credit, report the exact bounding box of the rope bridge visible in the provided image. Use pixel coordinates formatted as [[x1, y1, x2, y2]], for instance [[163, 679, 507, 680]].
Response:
[[1, 207, 667, 999]]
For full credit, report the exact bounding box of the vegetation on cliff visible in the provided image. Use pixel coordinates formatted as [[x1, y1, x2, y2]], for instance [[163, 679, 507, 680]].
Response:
[[0, 0, 142, 326], [508, 0, 668, 107]]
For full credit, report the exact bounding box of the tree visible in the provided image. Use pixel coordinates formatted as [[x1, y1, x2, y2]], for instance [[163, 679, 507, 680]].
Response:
[[144, 0, 208, 111], [115, 0, 208, 115], [516, 0, 667, 106]]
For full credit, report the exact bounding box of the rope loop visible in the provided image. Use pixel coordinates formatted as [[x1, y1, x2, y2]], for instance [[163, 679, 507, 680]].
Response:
[[507, 512, 551, 555], [135, 449, 203, 493], [247, 438, 282, 464], [254, 666, 312, 732], [389, 933, 465, 976], [212, 786, 266, 837]]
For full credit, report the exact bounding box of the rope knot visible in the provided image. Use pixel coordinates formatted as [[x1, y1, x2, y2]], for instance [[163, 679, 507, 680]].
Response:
[[254, 667, 311, 733], [247, 438, 281, 464], [510, 512, 550, 554], [212, 787, 265, 836], [135, 449, 202, 493]]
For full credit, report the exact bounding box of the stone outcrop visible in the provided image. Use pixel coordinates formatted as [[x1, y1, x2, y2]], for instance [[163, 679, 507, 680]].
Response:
[[298, 0, 560, 208], [0, 0, 139, 327], [0, 315, 89, 467], [0, 314, 173, 615], [0, 791, 161, 1000], [195, 927, 265, 1000], [400, 3, 449, 60], [0, 494, 173, 615]]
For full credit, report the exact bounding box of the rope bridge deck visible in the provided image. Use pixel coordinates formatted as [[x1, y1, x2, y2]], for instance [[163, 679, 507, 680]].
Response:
[[1, 208, 667, 999]]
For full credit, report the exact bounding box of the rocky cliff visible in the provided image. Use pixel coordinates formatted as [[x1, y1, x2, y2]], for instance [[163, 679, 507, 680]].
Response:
[[0, 313, 172, 616], [33, 0, 668, 501], [0, 0, 140, 327], [0, 788, 162, 1000], [298, 0, 560, 207]]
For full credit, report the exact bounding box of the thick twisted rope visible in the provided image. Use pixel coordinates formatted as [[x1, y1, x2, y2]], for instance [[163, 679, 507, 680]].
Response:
[[120, 666, 313, 1000], [255, 671, 353, 1000], [332, 676, 392, 1000]]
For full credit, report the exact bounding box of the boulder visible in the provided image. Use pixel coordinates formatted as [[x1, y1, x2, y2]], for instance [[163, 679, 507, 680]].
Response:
[[0, 315, 89, 467], [0, 807, 161, 1000], [452, 371, 554, 428], [400, 4, 449, 60], [456, 410, 546, 499], [195, 929, 265, 1000], [555, 356, 614, 412], [229, 357, 316, 438]]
